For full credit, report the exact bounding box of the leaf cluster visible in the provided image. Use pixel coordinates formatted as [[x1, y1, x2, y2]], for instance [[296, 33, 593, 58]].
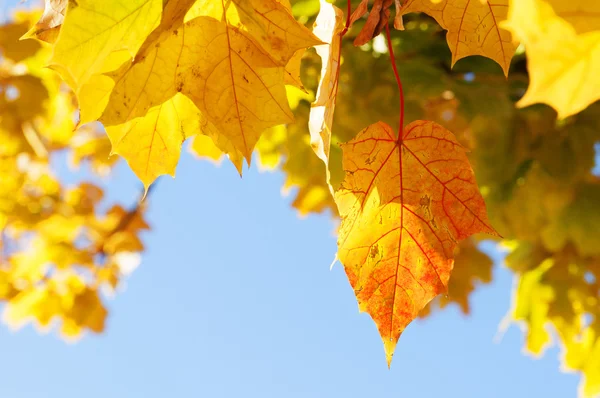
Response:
[[1, 1, 600, 396]]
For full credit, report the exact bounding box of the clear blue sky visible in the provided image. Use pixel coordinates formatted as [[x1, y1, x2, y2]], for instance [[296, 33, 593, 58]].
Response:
[[1, 153, 584, 398], [1, 1, 596, 397]]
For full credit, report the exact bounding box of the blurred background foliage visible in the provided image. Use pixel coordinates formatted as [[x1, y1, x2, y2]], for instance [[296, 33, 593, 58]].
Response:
[[0, 11, 148, 339], [1, 0, 599, 395]]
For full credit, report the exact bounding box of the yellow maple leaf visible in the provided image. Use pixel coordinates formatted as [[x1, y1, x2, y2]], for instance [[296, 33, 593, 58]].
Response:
[[284, 49, 307, 91], [187, 0, 322, 67], [335, 120, 497, 365], [105, 93, 199, 190], [76, 50, 134, 125], [189, 134, 225, 165], [99, 0, 320, 165], [99, 17, 290, 162], [399, 0, 518, 76], [49, 0, 162, 89], [503, 0, 600, 118], [106, 90, 243, 188]]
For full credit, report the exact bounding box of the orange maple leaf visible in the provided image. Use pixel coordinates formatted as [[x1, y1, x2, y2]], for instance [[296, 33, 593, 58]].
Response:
[[335, 120, 498, 365]]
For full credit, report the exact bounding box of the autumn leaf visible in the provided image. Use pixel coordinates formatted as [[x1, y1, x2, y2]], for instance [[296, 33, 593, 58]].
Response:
[[107, 90, 243, 188], [99, 0, 320, 169], [49, 0, 162, 89], [354, 0, 394, 46], [22, 0, 67, 43], [308, 0, 344, 193], [189, 134, 225, 165], [284, 49, 307, 91], [503, 0, 600, 118], [105, 94, 199, 190], [349, 0, 370, 27], [185, 0, 322, 66], [398, 0, 517, 76], [335, 120, 497, 365], [348, 0, 405, 41], [420, 237, 493, 317]]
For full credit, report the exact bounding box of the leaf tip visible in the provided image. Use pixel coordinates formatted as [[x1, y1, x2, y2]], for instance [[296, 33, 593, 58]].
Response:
[[384, 338, 397, 368], [19, 29, 35, 42]]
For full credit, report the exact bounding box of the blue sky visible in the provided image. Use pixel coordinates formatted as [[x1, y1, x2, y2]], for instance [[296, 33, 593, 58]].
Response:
[[0, 153, 583, 398], [0, 1, 596, 397]]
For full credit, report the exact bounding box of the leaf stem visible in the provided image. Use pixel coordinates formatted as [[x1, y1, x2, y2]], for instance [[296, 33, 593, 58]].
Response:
[[341, 0, 352, 36], [331, 0, 353, 100], [385, 23, 405, 139]]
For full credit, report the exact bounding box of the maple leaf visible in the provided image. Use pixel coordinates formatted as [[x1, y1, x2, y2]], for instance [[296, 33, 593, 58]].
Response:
[[284, 49, 307, 91], [335, 120, 497, 365], [398, 0, 517, 76], [105, 93, 200, 190], [197, 0, 322, 66], [107, 90, 244, 188], [49, 0, 162, 89], [100, 0, 320, 167], [99, 16, 287, 164], [189, 134, 225, 165], [502, 0, 600, 118], [308, 0, 344, 192], [420, 237, 493, 316], [22, 0, 67, 43]]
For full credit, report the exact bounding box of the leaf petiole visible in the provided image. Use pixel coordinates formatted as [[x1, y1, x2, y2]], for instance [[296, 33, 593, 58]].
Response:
[[385, 23, 405, 139]]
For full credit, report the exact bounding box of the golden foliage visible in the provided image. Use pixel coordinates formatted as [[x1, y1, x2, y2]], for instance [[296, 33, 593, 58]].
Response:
[[1, 1, 599, 396], [1, 13, 148, 339], [503, 0, 600, 118], [398, 0, 518, 76]]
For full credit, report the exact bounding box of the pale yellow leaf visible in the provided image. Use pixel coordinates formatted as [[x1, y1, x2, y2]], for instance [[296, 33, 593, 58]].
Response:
[[308, 0, 345, 193], [49, 0, 162, 88], [400, 0, 518, 75], [503, 0, 600, 118]]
